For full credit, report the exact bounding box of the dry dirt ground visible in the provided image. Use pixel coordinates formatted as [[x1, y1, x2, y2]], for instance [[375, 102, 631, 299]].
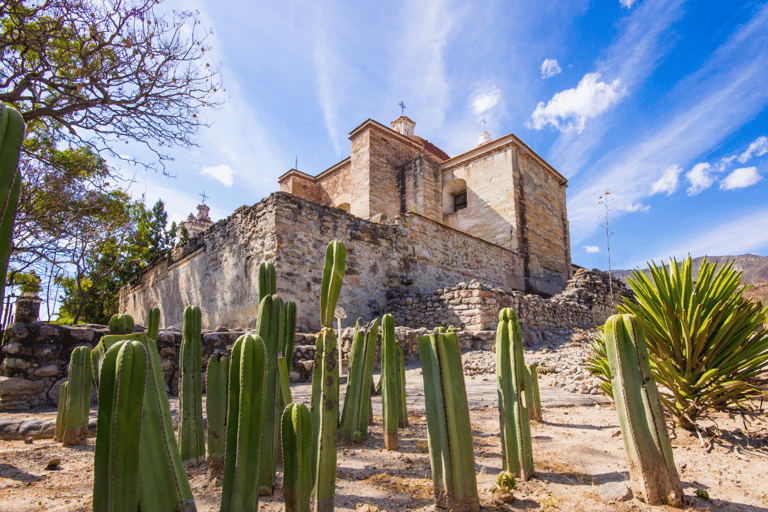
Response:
[[1, 348, 767, 512]]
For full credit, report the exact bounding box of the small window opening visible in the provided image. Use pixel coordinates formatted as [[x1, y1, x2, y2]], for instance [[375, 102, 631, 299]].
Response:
[[453, 191, 467, 211]]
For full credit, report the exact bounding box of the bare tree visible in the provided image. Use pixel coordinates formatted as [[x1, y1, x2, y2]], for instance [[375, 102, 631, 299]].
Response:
[[599, 190, 615, 308]]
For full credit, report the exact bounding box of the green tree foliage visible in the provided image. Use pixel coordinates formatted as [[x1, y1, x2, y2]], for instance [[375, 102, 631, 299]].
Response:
[[588, 256, 768, 429]]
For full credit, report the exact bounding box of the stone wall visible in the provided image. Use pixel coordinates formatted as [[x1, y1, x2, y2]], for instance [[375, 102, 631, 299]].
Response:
[[387, 268, 632, 343], [121, 192, 522, 331]]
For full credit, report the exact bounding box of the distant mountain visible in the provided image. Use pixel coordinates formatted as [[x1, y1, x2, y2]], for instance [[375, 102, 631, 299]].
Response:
[[612, 254, 768, 285]]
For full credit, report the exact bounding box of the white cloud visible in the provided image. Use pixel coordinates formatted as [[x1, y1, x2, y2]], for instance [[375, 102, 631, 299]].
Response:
[[541, 59, 562, 79], [621, 202, 650, 213], [528, 73, 627, 133], [650, 165, 682, 195], [585, 246, 601, 253], [737, 136, 768, 163], [620, 0, 637, 8], [201, 165, 235, 187], [470, 86, 501, 115], [685, 162, 716, 196], [313, 25, 343, 156], [720, 167, 761, 190]]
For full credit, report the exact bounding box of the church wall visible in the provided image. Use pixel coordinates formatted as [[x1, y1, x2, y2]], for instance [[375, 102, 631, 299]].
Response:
[[314, 159, 353, 208], [120, 193, 522, 332], [279, 173, 319, 203], [349, 129, 372, 219], [442, 144, 518, 249], [365, 126, 423, 220], [517, 151, 572, 295], [395, 157, 442, 223]]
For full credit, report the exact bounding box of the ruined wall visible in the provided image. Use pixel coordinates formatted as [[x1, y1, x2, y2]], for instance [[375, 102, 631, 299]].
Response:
[[121, 192, 522, 332], [387, 268, 632, 341], [395, 156, 442, 223]]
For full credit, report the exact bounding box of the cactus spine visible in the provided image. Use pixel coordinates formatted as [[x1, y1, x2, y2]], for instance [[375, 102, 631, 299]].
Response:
[[206, 353, 229, 478], [418, 329, 479, 512], [496, 308, 534, 481], [340, 319, 378, 441], [256, 294, 283, 494], [220, 334, 266, 512], [604, 314, 683, 506], [179, 305, 205, 464], [282, 402, 312, 512], [381, 313, 400, 450], [62, 346, 93, 445], [0, 102, 25, 321], [93, 340, 148, 512]]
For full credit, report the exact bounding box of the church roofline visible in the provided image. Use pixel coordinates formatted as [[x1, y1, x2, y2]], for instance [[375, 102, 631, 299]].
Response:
[[277, 168, 316, 183], [441, 132, 567, 186], [277, 157, 352, 184], [349, 119, 426, 151]]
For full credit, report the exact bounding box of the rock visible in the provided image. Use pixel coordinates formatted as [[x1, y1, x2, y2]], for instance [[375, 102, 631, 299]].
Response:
[[2, 357, 31, 370], [34, 365, 60, 377], [0, 376, 44, 397], [599, 481, 632, 502], [69, 328, 95, 342], [2, 341, 24, 355]]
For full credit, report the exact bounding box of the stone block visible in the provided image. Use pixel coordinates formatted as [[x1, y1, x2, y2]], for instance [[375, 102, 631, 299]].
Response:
[[0, 377, 45, 397], [34, 365, 60, 377]]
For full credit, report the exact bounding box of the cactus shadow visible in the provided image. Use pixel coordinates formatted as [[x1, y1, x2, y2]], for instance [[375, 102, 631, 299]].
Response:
[[537, 419, 607, 431], [0, 463, 44, 482], [535, 468, 627, 487]]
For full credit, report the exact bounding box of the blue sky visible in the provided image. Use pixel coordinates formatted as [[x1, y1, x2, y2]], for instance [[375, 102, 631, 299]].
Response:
[[121, 0, 768, 271]]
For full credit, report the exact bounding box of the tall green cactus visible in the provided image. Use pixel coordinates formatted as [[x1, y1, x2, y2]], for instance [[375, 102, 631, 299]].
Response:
[[206, 353, 229, 478], [256, 294, 283, 494], [93, 340, 148, 512], [319, 240, 345, 328], [604, 314, 683, 506], [147, 307, 160, 341], [91, 317, 137, 388], [526, 363, 542, 422], [282, 402, 312, 512], [496, 308, 534, 481], [340, 319, 378, 441], [418, 329, 479, 512], [92, 331, 195, 511], [313, 327, 339, 512], [0, 103, 25, 322], [109, 314, 135, 335], [54, 381, 69, 443], [396, 340, 408, 428], [179, 305, 205, 464], [220, 334, 266, 512], [381, 314, 400, 450], [62, 346, 93, 445], [258, 261, 276, 301]]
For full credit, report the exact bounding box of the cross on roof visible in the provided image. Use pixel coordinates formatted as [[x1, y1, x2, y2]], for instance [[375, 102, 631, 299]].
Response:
[[482, 118, 487, 131], [399, 101, 406, 115], [199, 191, 208, 204]]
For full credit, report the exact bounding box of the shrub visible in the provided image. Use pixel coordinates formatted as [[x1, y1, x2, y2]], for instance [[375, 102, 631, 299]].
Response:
[[596, 256, 768, 429]]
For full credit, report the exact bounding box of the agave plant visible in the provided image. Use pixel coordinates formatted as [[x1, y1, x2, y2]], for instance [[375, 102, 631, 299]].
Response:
[[616, 256, 768, 428], [584, 328, 613, 398]]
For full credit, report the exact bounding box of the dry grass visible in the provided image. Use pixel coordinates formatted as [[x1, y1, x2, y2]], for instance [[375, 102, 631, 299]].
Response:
[[365, 473, 433, 500]]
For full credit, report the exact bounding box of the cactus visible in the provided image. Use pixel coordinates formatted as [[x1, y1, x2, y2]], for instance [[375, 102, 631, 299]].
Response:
[[62, 346, 93, 445], [381, 313, 399, 450], [396, 340, 408, 428], [313, 327, 339, 512], [418, 329, 479, 512], [282, 402, 312, 512], [206, 353, 229, 478], [0, 103, 25, 321], [258, 261, 276, 301], [256, 294, 283, 494], [496, 308, 534, 481], [92, 340, 148, 512], [340, 319, 378, 441], [278, 355, 293, 404], [109, 314, 135, 335], [54, 381, 69, 442], [604, 314, 683, 506], [220, 334, 267, 512], [136, 331, 196, 511], [179, 305, 205, 463], [92, 332, 195, 511], [147, 307, 160, 341], [527, 364, 542, 422], [319, 240, 345, 328]]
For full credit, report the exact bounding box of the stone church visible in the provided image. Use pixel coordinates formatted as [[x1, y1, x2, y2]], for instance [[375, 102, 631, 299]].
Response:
[[120, 115, 571, 331]]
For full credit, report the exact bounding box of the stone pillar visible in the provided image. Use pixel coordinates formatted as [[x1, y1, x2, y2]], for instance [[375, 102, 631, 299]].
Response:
[[14, 293, 42, 323]]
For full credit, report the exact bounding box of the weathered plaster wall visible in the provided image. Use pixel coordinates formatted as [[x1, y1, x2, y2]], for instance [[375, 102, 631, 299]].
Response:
[[120, 192, 522, 331]]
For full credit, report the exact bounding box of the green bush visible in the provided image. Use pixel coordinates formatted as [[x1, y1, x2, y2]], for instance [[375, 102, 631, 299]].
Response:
[[590, 256, 768, 429]]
